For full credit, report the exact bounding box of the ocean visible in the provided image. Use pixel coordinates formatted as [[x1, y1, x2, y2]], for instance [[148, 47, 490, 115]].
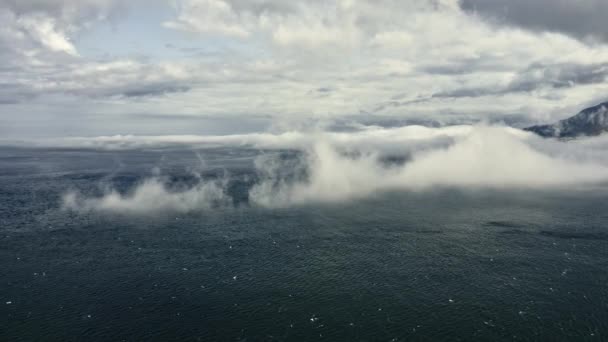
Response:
[[1, 146, 607, 341]]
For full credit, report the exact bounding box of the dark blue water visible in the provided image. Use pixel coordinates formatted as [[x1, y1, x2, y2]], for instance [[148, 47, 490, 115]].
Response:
[[1, 147, 608, 341]]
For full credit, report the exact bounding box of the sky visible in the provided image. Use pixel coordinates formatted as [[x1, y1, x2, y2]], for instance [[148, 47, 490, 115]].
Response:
[[2, 0, 608, 138]]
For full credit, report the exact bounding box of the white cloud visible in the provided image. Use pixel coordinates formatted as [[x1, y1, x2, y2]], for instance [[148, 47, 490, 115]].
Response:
[[55, 125, 608, 212], [0, 0, 122, 61], [18, 14, 78, 55], [249, 126, 608, 206], [2, 0, 608, 136], [63, 177, 230, 213], [154, 0, 608, 125], [164, 0, 250, 37]]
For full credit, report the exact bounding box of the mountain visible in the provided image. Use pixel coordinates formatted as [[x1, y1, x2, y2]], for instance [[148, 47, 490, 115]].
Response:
[[524, 101, 608, 138]]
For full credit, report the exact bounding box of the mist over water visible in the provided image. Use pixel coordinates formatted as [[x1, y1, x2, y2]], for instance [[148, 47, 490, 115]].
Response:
[[59, 125, 608, 211]]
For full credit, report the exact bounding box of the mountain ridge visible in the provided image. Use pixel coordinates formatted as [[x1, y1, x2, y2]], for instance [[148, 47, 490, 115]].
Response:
[[524, 101, 608, 138]]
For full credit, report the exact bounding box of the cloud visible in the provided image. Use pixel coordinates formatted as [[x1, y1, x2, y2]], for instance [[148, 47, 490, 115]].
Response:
[[0, 0, 123, 60], [158, 0, 608, 124], [508, 62, 608, 91], [164, 0, 250, 37], [4, 0, 608, 136], [0, 1, 182, 102], [63, 177, 230, 214], [459, 0, 608, 43], [57, 125, 608, 212], [17, 14, 79, 55], [32, 124, 471, 151], [164, 0, 364, 47], [430, 62, 608, 99], [249, 126, 608, 206]]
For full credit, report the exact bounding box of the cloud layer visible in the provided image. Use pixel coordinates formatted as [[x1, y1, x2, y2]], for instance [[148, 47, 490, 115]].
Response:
[[2, 1, 608, 137], [61, 125, 608, 212], [63, 177, 230, 213], [460, 0, 608, 43]]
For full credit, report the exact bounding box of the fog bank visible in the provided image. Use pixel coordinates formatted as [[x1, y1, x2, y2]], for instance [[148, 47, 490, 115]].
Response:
[[60, 125, 608, 211]]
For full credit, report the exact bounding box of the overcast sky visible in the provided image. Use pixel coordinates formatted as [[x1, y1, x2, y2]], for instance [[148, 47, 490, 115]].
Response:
[[1, 0, 608, 138]]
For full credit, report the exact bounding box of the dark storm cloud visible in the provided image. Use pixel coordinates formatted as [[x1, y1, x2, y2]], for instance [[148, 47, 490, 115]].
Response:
[[460, 0, 608, 43]]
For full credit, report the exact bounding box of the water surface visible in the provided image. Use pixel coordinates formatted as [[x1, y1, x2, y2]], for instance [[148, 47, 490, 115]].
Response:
[[1, 147, 607, 341]]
